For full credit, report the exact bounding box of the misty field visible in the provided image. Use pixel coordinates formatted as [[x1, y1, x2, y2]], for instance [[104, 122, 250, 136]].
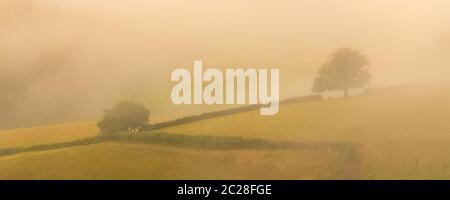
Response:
[[162, 83, 450, 179], [3, 0, 450, 181], [0, 142, 343, 180], [0, 83, 449, 179], [0, 122, 98, 149]]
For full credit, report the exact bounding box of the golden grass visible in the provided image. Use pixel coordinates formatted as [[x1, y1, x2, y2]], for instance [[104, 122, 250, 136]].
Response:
[[2, 83, 450, 179], [0, 142, 343, 180], [163, 83, 450, 179], [0, 122, 99, 148], [164, 84, 450, 142]]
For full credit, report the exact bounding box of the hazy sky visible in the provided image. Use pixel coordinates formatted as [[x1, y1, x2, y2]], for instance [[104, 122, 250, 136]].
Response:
[[1, 0, 450, 129]]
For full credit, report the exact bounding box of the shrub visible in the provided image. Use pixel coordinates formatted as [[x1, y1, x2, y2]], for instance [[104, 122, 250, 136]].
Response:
[[97, 100, 150, 133]]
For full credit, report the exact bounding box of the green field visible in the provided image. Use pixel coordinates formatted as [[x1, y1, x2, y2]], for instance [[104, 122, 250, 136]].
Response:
[[0, 83, 449, 179]]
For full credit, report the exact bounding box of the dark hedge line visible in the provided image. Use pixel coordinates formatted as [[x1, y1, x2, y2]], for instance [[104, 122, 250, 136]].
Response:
[[103, 132, 358, 152], [0, 136, 105, 157], [143, 95, 322, 131], [0, 132, 280, 157], [0, 131, 358, 157], [102, 132, 280, 150]]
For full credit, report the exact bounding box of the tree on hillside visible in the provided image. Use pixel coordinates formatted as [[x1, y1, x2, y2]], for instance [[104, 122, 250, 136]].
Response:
[[98, 100, 150, 133], [312, 47, 371, 97]]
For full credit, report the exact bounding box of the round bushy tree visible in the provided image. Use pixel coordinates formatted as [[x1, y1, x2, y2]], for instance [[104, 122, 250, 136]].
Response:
[[312, 47, 371, 97], [97, 100, 150, 133]]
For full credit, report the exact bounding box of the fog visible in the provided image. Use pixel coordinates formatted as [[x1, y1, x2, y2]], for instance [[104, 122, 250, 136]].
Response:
[[1, 0, 450, 129]]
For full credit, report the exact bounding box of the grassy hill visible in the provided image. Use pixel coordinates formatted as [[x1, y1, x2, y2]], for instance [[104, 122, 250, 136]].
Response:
[[0, 83, 449, 179], [163, 83, 450, 142], [0, 142, 343, 180], [0, 122, 99, 149], [162, 83, 450, 179]]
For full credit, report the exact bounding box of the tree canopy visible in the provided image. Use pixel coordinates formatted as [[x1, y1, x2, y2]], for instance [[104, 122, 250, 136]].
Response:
[[312, 47, 371, 96], [97, 100, 150, 133]]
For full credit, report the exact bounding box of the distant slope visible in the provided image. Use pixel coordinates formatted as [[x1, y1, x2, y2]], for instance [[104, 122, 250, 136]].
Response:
[[146, 95, 322, 131], [162, 82, 450, 179], [163, 83, 450, 142], [0, 142, 344, 180], [2, 83, 450, 179], [0, 122, 99, 148]]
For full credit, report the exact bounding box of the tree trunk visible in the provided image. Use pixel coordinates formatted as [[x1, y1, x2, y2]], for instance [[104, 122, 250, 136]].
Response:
[[343, 89, 349, 97]]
